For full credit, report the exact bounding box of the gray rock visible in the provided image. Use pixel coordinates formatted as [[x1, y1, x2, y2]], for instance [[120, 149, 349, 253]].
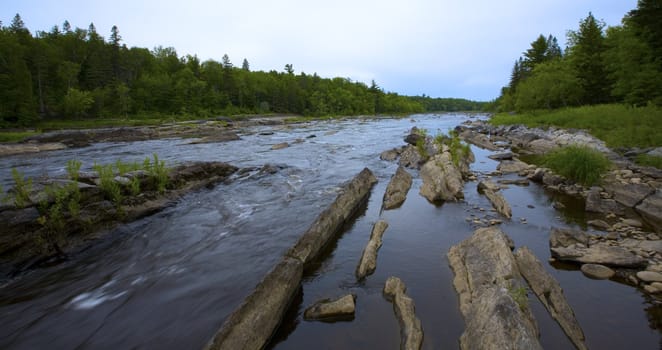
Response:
[[528, 168, 546, 183], [636, 190, 662, 233], [636, 271, 662, 283], [542, 172, 564, 187], [399, 145, 425, 169], [587, 220, 610, 230], [204, 257, 303, 350], [271, 142, 289, 150], [404, 127, 424, 146], [459, 129, 499, 151], [621, 218, 643, 228], [478, 181, 512, 219], [515, 247, 588, 350], [383, 277, 424, 350], [477, 180, 500, 192], [448, 227, 542, 350], [488, 152, 514, 161], [585, 188, 625, 215], [498, 178, 530, 186], [380, 148, 401, 161], [527, 139, 558, 154], [551, 245, 647, 268], [580, 264, 615, 280], [289, 168, 377, 266], [303, 294, 356, 321], [497, 159, 529, 174], [356, 220, 389, 279], [603, 182, 654, 208], [383, 166, 413, 210], [550, 228, 589, 248], [419, 153, 464, 203]]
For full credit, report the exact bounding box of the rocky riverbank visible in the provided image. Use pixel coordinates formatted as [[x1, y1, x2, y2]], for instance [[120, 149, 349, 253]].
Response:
[[0, 161, 239, 279]]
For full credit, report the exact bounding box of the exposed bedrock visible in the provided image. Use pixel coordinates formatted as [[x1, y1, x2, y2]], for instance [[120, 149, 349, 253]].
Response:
[[383, 276, 424, 350], [356, 220, 389, 280]]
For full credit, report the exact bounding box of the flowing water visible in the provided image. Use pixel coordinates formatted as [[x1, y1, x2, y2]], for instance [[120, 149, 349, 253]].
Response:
[[0, 114, 659, 349]]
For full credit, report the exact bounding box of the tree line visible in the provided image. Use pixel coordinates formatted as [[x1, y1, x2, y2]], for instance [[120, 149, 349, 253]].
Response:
[[495, 0, 662, 112], [0, 15, 485, 127]]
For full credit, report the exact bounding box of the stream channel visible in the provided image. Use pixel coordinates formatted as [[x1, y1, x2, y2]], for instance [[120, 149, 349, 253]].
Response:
[[0, 114, 660, 349]]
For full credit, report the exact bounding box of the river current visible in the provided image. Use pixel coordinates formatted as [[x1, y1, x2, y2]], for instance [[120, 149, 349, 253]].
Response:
[[0, 114, 659, 349]]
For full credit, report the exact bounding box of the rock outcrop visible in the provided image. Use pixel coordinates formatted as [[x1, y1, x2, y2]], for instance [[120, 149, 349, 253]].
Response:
[[549, 228, 647, 268], [419, 153, 464, 203], [288, 168, 377, 266], [204, 257, 303, 350], [477, 180, 512, 218], [448, 227, 542, 350], [383, 276, 424, 350], [399, 145, 425, 169], [515, 247, 587, 350], [303, 294, 356, 321], [383, 166, 413, 210], [356, 220, 389, 280]]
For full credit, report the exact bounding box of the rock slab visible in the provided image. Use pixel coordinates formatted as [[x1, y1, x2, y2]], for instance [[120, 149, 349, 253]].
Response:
[[477, 181, 512, 218], [419, 153, 464, 203], [515, 247, 587, 350], [383, 276, 424, 350], [356, 220, 389, 279], [448, 227, 542, 350], [383, 166, 413, 210], [303, 294, 356, 321]]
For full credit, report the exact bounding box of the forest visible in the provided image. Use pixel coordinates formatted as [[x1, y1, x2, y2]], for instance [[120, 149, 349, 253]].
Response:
[[0, 16, 485, 128], [495, 0, 662, 112]]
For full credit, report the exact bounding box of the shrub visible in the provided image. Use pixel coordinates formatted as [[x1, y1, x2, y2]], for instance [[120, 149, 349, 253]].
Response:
[[543, 145, 611, 186], [94, 163, 123, 208], [145, 153, 169, 193], [66, 159, 82, 181], [10, 168, 32, 208], [434, 130, 471, 166]]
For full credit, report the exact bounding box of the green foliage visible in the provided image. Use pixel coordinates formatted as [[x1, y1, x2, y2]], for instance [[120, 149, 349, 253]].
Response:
[[508, 285, 529, 312], [434, 130, 471, 166], [635, 154, 662, 169], [129, 176, 141, 196], [144, 153, 169, 193], [66, 159, 82, 181], [543, 145, 611, 186], [0, 131, 40, 143], [115, 159, 140, 175], [490, 104, 662, 148], [514, 60, 581, 111], [415, 138, 428, 158], [62, 88, 94, 118], [10, 168, 32, 208], [93, 163, 123, 208]]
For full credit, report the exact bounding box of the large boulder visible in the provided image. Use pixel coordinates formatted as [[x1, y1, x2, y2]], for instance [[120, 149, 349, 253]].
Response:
[[515, 247, 587, 350], [383, 277, 424, 350], [550, 228, 589, 249], [603, 182, 655, 208], [636, 190, 662, 233], [383, 166, 413, 210], [419, 153, 464, 203], [585, 188, 625, 215], [356, 220, 389, 280], [303, 294, 356, 321], [448, 227, 542, 350]]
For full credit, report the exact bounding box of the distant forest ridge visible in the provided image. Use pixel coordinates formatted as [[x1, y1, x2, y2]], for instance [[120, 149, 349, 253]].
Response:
[[0, 15, 486, 126]]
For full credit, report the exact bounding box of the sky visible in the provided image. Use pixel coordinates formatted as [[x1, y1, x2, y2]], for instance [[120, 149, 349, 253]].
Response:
[[3, 0, 638, 101]]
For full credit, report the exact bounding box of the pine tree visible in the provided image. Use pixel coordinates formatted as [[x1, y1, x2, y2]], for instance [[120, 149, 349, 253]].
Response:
[[627, 0, 662, 64], [242, 58, 250, 71], [522, 35, 549, 72], [9, 13, 27, 33]]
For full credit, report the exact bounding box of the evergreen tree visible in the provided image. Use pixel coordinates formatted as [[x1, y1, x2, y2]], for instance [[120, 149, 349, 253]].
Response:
[[242, 58, 250, 71], [627, 0, 662, 60]]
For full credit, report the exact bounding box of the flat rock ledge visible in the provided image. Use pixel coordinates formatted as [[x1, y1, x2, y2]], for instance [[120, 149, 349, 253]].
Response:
[[549, 228, 648, 268], [205, 168, 377, 350], [515, 247, 588, 350], [477, 180, 512, 219], [383, 166, 413, 210], [383, 276, 424, 350], [448, 227, 542, 350], [303, 294, 356, 321], [356, 220, 389, 280]]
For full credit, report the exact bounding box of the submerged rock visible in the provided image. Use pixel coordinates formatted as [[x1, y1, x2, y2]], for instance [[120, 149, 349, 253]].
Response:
[[383, 276, 423, 350], [303, 294, 356, 321], [477, 180, 512, 219], [515, 247, 588, 350], [383, 166, 413, 210], [356, 220, 389, 279], [419, 153, 464, 203], [580, 264, 615, 280], [448, 227, 542, 350], [271, 142, 289, 150]]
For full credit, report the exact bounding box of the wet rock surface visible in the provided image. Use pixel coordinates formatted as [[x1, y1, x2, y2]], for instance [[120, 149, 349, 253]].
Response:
[[303, 294, 356, 321], [580, 264, 615, 280], [419, 153, 464, 202], [477, 180, 512, 218], [356, 220, 389, 280], [383, 276, 423, 350], [382, 166, 413, 210]]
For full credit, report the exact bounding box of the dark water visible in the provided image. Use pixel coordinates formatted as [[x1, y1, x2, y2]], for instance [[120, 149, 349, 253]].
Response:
[[0, 114, 659, 349]]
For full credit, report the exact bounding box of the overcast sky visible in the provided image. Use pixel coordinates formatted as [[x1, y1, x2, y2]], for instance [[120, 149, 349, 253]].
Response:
[[4, 0, 638, 101]]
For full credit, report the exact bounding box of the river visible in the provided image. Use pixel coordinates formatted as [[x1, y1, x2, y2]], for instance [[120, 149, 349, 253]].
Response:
[[0, 114, 659, 349]]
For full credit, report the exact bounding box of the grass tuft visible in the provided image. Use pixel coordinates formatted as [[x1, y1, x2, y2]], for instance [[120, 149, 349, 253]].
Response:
[[543, 145, 611, 186]]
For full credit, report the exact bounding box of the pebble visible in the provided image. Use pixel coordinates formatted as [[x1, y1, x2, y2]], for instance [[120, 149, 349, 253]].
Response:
[[621, 218, 643, 228], [581, 264, 615, 280], [636, 271, 662, 283]]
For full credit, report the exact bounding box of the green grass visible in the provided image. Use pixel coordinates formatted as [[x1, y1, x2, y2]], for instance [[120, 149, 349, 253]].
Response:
[[0, 131, 41, 143], [636, 154, 662, 169], [490, 104, 662, 148], [543, 145, 612, 186]]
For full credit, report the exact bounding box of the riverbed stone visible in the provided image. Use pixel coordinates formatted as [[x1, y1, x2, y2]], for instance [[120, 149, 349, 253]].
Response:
[[477, 181, 512, 219], [580, 264, 615, 280], [399, 145, 424, 169], [497, 159, 529, 174], [550, 228, 589, 248], [459, 129, 499, 151], [603, 182, 655, 208], [587, 220, 611, 230], [303, 294, 356, 321], [356, 220, 389, 279], [204, 256, 303, 350], [636, 190, 662, 233], [585, 188, 625, 215], [271, 142, 289, 150], [542, 172, 564, 187], [551, 245, 647, 268], [383, 276, 424, 350], [419, 153, 464, 203], [488, 151, 514, 161], [636, 271, 662, 283], [383, 166, 413, 210], [527, 139, 558, 154], [380, 148, 401, 161], [515, 247, 588, 350], [448, 227, 542, 350], [288, 168, 377, 266]]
